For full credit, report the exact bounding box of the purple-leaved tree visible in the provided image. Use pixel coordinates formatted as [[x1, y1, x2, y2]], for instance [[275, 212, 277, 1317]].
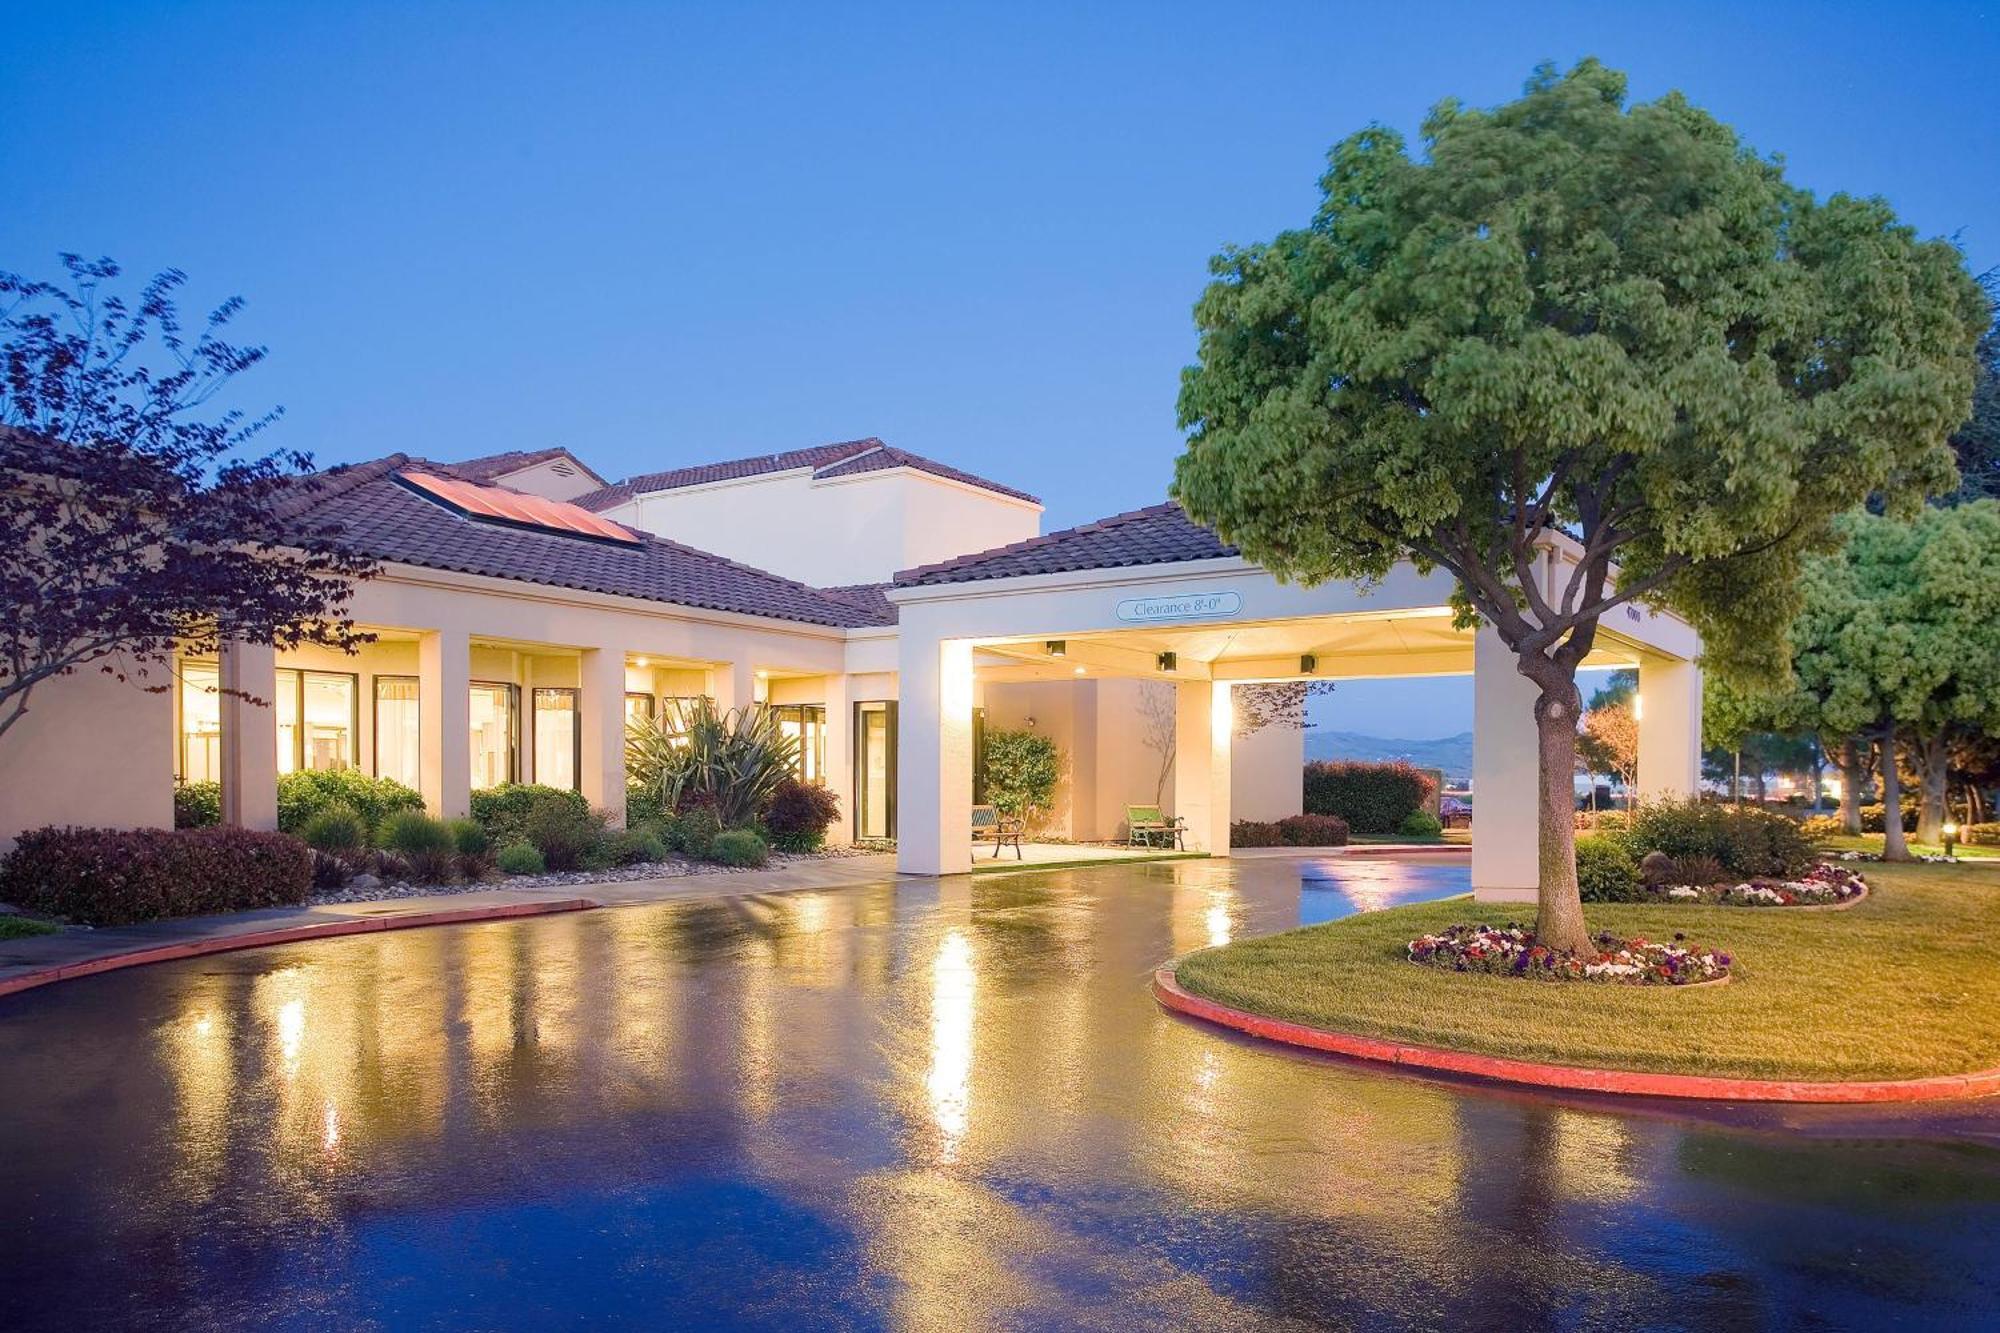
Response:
[[0, 255, 376, 741]]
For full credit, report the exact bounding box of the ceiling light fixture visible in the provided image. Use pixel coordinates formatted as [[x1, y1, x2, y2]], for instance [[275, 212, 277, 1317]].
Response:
[[1046, 640, 1066, 658], [1157, 651, 1177, 673]]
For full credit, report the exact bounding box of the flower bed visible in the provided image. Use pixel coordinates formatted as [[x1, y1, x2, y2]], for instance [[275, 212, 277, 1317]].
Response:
[[1407, 924, 1730, 986], [1661, 862, 1869, 907]]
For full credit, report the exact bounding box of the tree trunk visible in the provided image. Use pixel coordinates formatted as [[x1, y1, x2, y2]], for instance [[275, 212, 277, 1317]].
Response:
[[1752, 765, 1767, 805], [1732, 750, 1742, 806], [1808, 738, 1825, 813], [1838, 739, 1863, 835], [1533, 682, 1592, 955], [1880, 727, 1912, 862], [1915, 730, 1950, 845]]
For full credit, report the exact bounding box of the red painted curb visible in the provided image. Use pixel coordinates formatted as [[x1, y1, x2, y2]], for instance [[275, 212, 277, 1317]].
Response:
[[1153, 965, 2000, 1104], [0, 898, 599, 1000]]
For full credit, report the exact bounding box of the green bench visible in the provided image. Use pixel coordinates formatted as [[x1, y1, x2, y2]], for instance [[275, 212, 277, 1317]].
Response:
[[1126, 804, 1185, 850], [971, 804, 1025, 859]]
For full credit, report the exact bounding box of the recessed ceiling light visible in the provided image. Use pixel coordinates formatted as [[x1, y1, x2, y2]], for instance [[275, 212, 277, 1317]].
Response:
[[1074, 665, 1086, 675], [634, 656, 649, 668]]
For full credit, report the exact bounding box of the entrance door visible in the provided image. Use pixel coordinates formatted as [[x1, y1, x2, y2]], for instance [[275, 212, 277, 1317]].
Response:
[[854, 701, 896, 840]]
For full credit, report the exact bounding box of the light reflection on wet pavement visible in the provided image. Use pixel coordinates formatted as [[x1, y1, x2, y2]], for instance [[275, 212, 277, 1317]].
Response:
[[1, 854, 1997, 1330]]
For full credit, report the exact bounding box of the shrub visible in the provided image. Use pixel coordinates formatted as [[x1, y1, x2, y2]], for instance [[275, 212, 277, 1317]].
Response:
[[1397, 810, 1444, 839], [710, 828, 769, 867], [625, 786, 668, 829], [1302, 761, 1437, 834], [496, 841, 545, 875], [376, 810, 458, 883], [276, 769, 424, 836], [1230, 820, 1285, 847], [1861, 800, 1918, 833], [1799, 814, 1846, 842], [605, 826, 669, 866], [1964, 823, 2000, 847], [469, 784, 590, 847], [1575, 837, 1645, 902], [765, 779, 841, 852], [0, 826, 311, 926], [447, 818, 490, 856], [310, 849, 352, 890], [982, 729, 1062, 826], [1277, 813, 1350, 846], [668, 805, 721, 860], [523, 797, 606, 871], [627, 698, 799, 827], [1619, 798, 1814, 879], [1675, 853, 1729, 887], [174, 781, 222, 829], [299, 802, 368, 854]]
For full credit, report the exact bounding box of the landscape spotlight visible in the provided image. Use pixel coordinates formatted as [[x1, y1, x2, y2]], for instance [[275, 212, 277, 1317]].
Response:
[[1943, 821, 1959, 858]]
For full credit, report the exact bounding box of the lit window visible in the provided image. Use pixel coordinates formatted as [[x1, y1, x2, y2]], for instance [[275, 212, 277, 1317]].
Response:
[[276, 668, 300, 775], [533, 688, 579, 791], [374, 677, 421, 789], [624, 692, 655, 723], [771, 704, 825, 781], [178, 661, 223, 784], [469, 682, 518, 789], [300, 672, 356, 771]]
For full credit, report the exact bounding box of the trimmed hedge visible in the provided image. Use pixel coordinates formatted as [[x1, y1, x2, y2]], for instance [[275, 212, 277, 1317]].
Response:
[[1575, 836, 1645, 902], [469, 784, 590, 848], [1963, 823, 2000, 847], [277, 769, 424, 836], [1277, 813, 1350, 846], [1231, 820, 1284, 848], [1302, 761, 1437, 835], [711, 828, 769, 867], [1860, 801, 1919, 834], [0, 826, 312, 926]]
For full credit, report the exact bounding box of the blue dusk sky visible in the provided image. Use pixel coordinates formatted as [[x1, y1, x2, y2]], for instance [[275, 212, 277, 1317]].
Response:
[[6, 2, 1994, 740]]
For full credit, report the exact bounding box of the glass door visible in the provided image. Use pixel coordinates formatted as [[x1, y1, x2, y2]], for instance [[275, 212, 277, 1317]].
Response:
[[469, 682, 519, 789], [853, 701, 896, 840]]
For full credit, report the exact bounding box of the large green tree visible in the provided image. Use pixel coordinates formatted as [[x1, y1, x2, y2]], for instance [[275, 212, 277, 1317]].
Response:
[[1173, 60, 1985, 949]]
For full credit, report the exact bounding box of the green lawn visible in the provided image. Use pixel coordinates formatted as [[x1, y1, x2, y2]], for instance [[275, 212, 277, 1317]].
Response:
[[1173, 859, 2000, 1081], [0, 915, 60, 940]]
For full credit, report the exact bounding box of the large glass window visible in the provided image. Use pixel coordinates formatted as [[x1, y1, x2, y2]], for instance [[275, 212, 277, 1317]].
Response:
[[374, 677, 421, 789], [771, 704, 825, 782], [533, 687, 579, 791], [624, 692, 655, 724], [178, 660, 223, 784], [854, 701, 896, 841], [469, 682, 519, 789], [300, 671, 356, 771], [276, 668, 301, 775]]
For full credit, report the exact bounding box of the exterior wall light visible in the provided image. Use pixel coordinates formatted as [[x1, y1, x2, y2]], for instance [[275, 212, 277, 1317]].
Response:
[[1157, 651, 1177, 673], [1299, 654, 1317, 674], [1046, 640, 1066, 658]]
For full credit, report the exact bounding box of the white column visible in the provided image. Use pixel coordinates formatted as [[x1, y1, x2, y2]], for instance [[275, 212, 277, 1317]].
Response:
[[580, 646, 628, 827], [1637, 655, 1703, 803], [897, 636, 974, 875], [711, 658, 757, 714], [419, 628, 471, 819], [821, 672, 853, 846], [1173, 679, 1232, 855], [218, 640, 278, 831], [1472, 624, 1540, 903]]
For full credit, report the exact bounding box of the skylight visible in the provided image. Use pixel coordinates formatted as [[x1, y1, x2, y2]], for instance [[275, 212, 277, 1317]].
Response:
[[396, 470, 641, 544]]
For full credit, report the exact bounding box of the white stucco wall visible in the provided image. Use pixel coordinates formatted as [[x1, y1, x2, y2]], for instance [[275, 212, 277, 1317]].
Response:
[[598, 467, 1040, 586], [1230, 714, 1305, 822], [2, 656, 175, 846]]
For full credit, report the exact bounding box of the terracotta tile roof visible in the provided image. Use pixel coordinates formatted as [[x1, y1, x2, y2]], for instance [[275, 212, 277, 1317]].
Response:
[[813, 583, 898, 623], [894, 502, 1236, 587], [571, 437, 1039, 510], [450, 446, 608, 487], [272, 455, 895, 628]]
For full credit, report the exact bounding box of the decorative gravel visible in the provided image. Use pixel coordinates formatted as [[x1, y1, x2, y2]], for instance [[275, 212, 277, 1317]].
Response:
[[307, 846, 890, 906]]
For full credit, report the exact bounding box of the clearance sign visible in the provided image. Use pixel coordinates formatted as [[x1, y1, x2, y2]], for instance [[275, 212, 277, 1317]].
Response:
[[1114, 591, 1242, 624]]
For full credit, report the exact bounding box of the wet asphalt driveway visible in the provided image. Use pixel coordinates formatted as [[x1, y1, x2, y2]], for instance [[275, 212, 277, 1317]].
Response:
[[1, 854, 1997, 1330]]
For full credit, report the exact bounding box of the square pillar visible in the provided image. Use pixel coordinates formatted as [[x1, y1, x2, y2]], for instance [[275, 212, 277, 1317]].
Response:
[[821, 672, 853, 847], [218, 640, 279, 831], [419, 628, 471, 819], [896, 636, 974, 875], [1173, 680, 1232, 855], [580, 646, 628, 827], [1472, 624, 1540, 903], [711, 659, 758, 714], [1637, 655, 1703, 803]]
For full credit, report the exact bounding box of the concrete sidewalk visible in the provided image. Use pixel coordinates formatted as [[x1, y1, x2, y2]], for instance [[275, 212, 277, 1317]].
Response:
[[0, 852, 904, 997]]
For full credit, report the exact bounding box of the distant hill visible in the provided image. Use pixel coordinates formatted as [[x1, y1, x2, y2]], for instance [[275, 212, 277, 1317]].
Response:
[[1304, 730, 1474, 784]]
